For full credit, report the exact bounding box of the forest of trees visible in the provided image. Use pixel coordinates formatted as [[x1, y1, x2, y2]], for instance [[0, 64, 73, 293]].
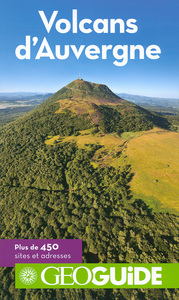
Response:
[[0, 140, 178, 299]]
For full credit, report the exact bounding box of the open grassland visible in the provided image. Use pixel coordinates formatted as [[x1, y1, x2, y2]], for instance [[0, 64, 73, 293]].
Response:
[[55, 99, 97, 114], [46, 128, 179, 212], [123, 130, 179, 211], [55, 99, 101, 124], [120, 127, 161, 140]]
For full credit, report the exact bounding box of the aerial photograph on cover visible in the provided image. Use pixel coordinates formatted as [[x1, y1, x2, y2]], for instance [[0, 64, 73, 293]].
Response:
[[0, 0, 179, 299]]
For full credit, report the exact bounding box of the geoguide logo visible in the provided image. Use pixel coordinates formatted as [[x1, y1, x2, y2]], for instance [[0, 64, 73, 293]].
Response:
[[15, 263, 179, 289], [19, 267, 37, 285]]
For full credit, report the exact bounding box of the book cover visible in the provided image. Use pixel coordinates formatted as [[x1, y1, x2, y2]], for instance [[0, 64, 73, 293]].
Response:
[[0, 0, 178, 299]]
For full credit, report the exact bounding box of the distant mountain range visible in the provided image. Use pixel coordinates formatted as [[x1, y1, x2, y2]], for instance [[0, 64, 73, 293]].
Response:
[[0, 93, 53, 103], [118, 93, 179, 113]]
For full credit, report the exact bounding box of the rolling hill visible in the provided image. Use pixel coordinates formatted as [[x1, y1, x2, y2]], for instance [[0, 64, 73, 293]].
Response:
[[38, 79, 171, 134], [0, 79, 178, 300]]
